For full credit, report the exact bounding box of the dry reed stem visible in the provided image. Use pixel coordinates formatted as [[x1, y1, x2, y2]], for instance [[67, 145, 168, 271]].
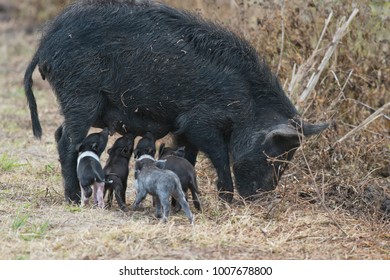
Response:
[[336, 102, 390, 144]]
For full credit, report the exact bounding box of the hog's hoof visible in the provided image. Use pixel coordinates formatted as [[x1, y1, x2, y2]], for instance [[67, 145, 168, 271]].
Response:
[[218, 191, 233, 203], [120, 206, 129, 212]]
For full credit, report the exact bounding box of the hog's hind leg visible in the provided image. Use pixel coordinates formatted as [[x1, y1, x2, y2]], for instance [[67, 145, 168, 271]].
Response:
[[56, 105, 100, 204], [190, 177, 202, 211]]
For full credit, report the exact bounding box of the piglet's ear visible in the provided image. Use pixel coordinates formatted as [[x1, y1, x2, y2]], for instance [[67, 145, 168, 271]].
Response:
[[92, 143, 99, 153], [155, 159, 166, 169], [147, 147, 155, 156], [134, 148, 140, 159], [175, 146, 186, 158], [107, 148, 112, 155]]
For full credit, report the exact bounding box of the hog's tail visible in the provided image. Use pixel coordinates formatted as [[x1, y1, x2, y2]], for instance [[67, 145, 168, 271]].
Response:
[[190, 177, 202, 211], [24, 53, 42, 139]]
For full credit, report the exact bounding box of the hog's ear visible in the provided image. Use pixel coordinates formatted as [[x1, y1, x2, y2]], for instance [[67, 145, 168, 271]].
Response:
[[290, 119, 329, 137], [301, 122, 329, 137], [264, 124, 301, 146], [155, 159, 166, 169], [158, 143, 166, 159]]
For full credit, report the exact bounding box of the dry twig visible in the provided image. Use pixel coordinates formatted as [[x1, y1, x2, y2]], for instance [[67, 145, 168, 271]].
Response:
[[276, 0, 285, 76]]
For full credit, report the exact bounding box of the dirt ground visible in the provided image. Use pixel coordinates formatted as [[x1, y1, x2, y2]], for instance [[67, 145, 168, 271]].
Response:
[[0, 0, 389, 260]]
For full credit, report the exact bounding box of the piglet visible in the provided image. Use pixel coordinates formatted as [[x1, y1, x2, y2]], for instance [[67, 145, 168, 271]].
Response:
[[76, 128, 109, 208], [132, 155, 194, 225], [158, 143, 201, 211], [103, 134, 135, 212]]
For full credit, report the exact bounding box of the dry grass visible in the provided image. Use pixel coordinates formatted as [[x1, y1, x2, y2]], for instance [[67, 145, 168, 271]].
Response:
[[0, 0, 389, 260]]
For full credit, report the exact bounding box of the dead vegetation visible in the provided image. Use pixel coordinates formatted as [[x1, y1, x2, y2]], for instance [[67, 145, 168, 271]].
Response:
[[0, 0, 389, 259]]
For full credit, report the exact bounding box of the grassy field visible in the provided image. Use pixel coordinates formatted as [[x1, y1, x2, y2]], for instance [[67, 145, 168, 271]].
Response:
[[0, 0, 389, 259]]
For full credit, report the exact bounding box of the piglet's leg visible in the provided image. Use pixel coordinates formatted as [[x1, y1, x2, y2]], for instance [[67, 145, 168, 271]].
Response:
[[80, 184, 89, 207], [160, 195, 171, 223], [131, 189, 147, 211], [154, 196, 162, 219], [174, 191, 194, 225], [113, 178, 128, 212], [94, 182, 105, 209]]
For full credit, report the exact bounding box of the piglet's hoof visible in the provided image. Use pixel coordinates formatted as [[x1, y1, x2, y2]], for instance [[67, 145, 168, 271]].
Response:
[[120, 206, 129, 212]]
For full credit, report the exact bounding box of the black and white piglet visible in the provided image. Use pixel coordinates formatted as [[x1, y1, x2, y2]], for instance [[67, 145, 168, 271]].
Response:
[[76, 128, 109, 208]]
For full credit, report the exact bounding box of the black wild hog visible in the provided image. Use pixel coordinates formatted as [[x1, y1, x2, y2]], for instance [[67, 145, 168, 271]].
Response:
[[76, 128, 109, 208], [103, 134, 135, 212], [132, 155, 194, 225], [158, 143, 201, 211], [24, 0, 327, 204]]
